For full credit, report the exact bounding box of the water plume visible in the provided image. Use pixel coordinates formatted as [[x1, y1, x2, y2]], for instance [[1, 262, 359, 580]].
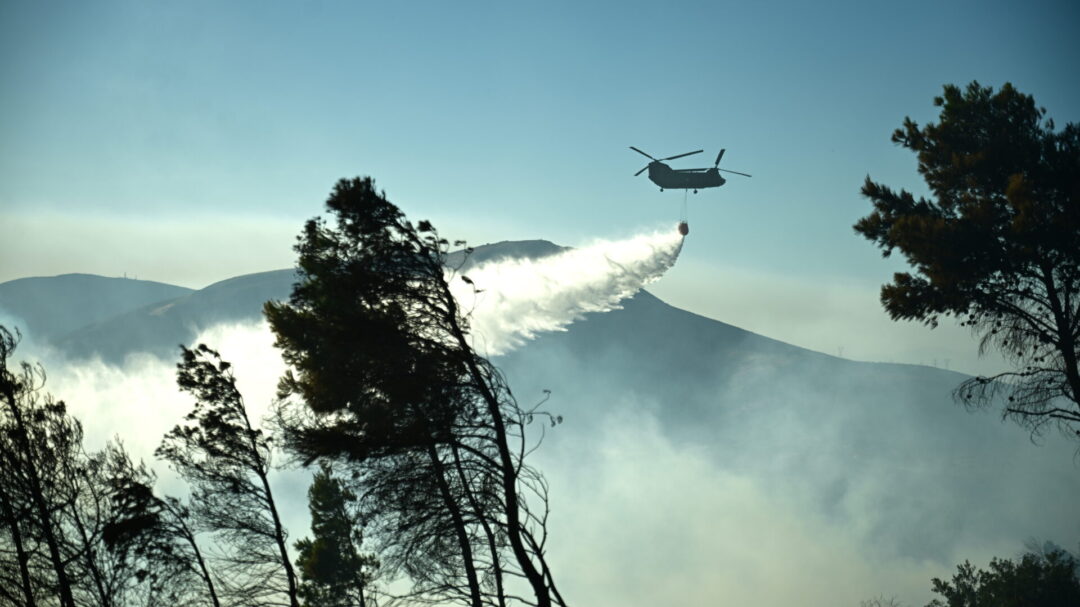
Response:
[[451, 226, 685, 355]]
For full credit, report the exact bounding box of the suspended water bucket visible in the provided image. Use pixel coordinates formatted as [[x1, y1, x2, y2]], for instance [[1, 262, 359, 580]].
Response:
[[678, 221, 689, 236]]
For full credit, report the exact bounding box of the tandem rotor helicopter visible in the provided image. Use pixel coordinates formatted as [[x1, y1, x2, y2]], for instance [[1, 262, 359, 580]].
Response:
[[630, 146, 751, 193]]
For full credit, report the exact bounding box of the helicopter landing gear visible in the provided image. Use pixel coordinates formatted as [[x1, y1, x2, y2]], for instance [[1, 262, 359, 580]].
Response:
[[659, 188, 664, 192], [693, 189, 698, 194]]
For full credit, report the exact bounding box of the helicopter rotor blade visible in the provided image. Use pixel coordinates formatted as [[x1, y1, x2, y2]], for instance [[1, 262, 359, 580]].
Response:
[[661, 149, 703, 162], [718, 169, 752, 177], [714, 148, 726, 167], [629, 146, 657, 161], [634, 165, 650, 177]]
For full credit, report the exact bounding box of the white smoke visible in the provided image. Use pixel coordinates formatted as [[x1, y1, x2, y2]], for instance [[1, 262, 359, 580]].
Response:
[[37, 226, 685, 461], [16, 227, 1075, 606], [450, 226, 685, 355], [41, 322, 284, 458]]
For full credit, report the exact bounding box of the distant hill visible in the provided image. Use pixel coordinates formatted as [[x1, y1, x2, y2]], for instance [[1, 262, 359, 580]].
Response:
[[448, 239, 566, 269], [3, 240, 1078, 564], [55, 269, 299, 362], [498, 291, 1074, 561], [0, 273, 192, 343], [19, 241, 565, 363]]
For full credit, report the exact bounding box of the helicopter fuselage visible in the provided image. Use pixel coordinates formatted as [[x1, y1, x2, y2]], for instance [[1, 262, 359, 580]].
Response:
[[646, 162, 726, 191], [630, 146, 749, 191]]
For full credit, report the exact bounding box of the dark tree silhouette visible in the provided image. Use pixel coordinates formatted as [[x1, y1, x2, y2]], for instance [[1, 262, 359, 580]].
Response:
[[0, 471, 36, 607], [61, 442, 153, 607], [61, 440, 219, 607], [104, 444, 221, 607], [266, 177, 564, 607], [149, 495, 221, 607], [1, 326, 206, 607], [62, 442, 152, 607], [855, 81, 1080, 439], [926, 547, 1080, 607], [293, 462, 378, 607], [157, 344, 300, 607], [1, 325, 78, 607]]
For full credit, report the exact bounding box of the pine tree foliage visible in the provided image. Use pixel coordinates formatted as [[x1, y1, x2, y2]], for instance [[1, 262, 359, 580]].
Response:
[[2, 325, 82, 607], [294, 462, 378, 607], [103, 444, 221, 607], [855, 81, 1080, 438], [266, 177, 564, 607], [158, 344, 300, 607], [1, 326, 218, 607], [926, 547, 1080, 607]]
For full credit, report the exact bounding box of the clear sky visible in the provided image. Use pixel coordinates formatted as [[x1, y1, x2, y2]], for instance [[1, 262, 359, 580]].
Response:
[[2, 0, 1078, 374]]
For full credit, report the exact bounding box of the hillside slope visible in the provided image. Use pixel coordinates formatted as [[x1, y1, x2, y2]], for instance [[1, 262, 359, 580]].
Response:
[[0, 274, 193, 342], [55, 269, 298, 362], [497, 290, 1080, 561], [3, 242, 1077, 565]]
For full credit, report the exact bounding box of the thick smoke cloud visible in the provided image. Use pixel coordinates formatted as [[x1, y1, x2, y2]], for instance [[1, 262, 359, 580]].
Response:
[[537, 406, 946, 606], [13, 226, 1079, 607], [38, 330, 1066, 606], [522, 382, 1079, 607], [451, 227, 684, 355], [35, 321, 313, 532]]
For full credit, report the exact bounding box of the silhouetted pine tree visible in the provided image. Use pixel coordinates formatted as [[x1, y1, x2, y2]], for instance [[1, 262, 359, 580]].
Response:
[[926, 546, 1080, 606], [856, 81, 1080, 440], [1, 325, 78, 607], [158, 344, 300, 607], [293, 462, 378, 607], [1, 327, 210, 607], [266, 177, 564, 607], [103, 444, 221, 607]]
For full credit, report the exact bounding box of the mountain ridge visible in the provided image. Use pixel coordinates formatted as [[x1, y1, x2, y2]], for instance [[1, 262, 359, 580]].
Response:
[[0, 273, 194, 343], [2, 240, 1078, 565]]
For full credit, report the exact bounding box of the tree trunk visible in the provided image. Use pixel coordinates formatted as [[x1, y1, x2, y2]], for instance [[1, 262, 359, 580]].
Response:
[[1042, 265, 1080, 406], [0, 480, 36, 607], [427, 440, 483, 607], [239, 399, 301, 607], [256, 465, 302, 607], [69, 493, 111, 607], [171, 507, 221, 607], [441, 295, 553, 607], [188, 530, 221, 607], [239, 425, 300, 604], [0, 384, 76, 607], [451, 442, 506, 607]]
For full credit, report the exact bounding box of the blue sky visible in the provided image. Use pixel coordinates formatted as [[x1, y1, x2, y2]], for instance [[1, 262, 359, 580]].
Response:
[[2, 0, 1078, 372]]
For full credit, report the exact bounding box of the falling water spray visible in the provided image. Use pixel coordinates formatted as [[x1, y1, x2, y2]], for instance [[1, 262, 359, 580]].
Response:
[[449, 225, 686, 355]]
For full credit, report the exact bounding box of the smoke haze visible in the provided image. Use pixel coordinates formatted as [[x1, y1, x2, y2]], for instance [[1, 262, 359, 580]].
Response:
[[33, 319, 1078, 606], [8, 228, 1079, 607]]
